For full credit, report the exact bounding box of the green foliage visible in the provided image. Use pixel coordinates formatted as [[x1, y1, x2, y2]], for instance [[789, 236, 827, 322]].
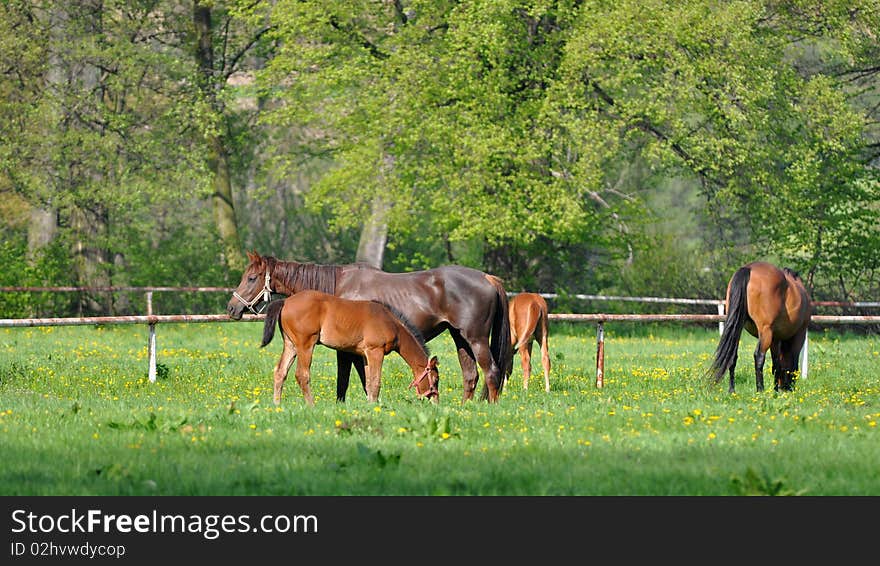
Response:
[[0, 237, 75, 318], [407, 412, 458, 441], [355, 442, 401, 469], [616, 236, 729, 303], [0, 0, 243, 301], [730, 467, 808, 496], [262, 1, 620, 253], [1, 0, 879, 302], [256, 0, 880, 297]]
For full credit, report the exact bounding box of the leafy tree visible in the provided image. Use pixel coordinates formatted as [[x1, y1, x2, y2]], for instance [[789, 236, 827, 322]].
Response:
[[192, 0, 276, 271], [260, 1, 628, 273], [1, 0, 878, 311], [1, 2, 217, 312], [548, 0, 880, 296]]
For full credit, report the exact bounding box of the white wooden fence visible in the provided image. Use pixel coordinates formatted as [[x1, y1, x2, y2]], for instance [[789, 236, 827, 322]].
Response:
[[1, 287, 878, 388]]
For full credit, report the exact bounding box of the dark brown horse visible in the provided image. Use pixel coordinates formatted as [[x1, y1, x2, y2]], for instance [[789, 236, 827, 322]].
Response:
[[506, 292, 551, 392], [260, 291, 439, 405], [710, 261, 812, 393], [227, 251, 512, 403]]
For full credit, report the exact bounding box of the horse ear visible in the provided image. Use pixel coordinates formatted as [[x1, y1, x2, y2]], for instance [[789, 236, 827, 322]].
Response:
[[247, 250, 258, 263], [430, 355, 439, 367]]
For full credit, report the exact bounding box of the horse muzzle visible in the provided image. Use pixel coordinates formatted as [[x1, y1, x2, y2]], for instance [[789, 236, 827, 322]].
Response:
[[226, 302, 245, 320]]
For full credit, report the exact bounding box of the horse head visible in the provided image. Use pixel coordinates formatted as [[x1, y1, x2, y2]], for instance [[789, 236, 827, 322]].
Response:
[[409, 355, 440, 402], [226, 251, 277, 319]]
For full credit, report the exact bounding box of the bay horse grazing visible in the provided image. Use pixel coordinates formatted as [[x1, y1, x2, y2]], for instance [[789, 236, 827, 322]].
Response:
[[227, 251, 511, 403], [506, 292, 551, 392], [260, 291, 439, 405], [710, 261, 812, 393]]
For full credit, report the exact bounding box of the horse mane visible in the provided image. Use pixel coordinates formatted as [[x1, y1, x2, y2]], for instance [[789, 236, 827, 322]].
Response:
[[782, 267, 801, 280], [268, 256, 340, 295], [372, 300, 430, 357]]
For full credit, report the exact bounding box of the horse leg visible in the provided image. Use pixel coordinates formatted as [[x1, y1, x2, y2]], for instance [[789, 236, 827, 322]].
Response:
[[786, 327, 808, 391], [779, 329, 807, 391], [753, 327, 773, 392], [336, 351, 352, 402], [335, 351, 367, 402], [770, 341, 784, 392], [451, 330, 479, 403], [539, 330, 551, 393], [354, 357, 367, 394], [520, 340, 533, 390], [273, 334, 297, 406], [294, 337, 318, 406], [471, 339, 502, 403], [504, 327, 517, 390], [364, 349, 384, 403]]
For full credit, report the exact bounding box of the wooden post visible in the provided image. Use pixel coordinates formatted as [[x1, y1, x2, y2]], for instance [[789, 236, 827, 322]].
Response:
[[717, 302, 725, 336], [147, 291, 157, 383], [596, 322, 605, 388], [800, 331, 809, 380]]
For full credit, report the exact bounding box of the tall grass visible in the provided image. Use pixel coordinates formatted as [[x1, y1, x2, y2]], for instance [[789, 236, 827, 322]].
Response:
[[0, 321, 877, 495]]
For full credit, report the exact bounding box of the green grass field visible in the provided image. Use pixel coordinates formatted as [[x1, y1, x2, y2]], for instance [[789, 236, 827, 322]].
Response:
[[1, 320, 878, 495]]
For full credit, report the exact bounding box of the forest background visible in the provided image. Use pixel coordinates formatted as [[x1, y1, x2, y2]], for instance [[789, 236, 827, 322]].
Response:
[[1, 0, 878, 318]]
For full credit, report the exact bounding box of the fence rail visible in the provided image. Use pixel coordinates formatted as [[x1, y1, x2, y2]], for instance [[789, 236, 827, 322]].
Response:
[[0, 286, 233, 293], [2, 311, 878, 389], [0, 313, 262, 327], [2, 287, 878, 390], [2, 286, 880, 309], [549, 313, 880, 324]]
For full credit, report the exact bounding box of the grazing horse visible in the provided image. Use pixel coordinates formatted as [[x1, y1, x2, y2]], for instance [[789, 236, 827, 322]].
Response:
[[260, 291, 439, 405], [506, 292, 551, 392], [710, 261, 812, 393], [227, 251, 511, 403]]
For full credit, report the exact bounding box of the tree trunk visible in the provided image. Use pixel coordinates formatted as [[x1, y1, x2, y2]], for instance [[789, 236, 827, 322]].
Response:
[[112, 251, 131, 315], [208, 135, 243, 270], [194, 1, 244, 271], [27, 207, 57, 262], [355, 151, 394, 268], [73, 1, 111, 315], [28, 4, 66, 263], [355, 197, 389, 268], [71, 205, 111, 315]]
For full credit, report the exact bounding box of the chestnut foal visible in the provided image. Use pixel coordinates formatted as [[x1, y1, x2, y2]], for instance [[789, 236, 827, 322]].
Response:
[[506, 292, 551, 392], [260, 291, 439, 405]]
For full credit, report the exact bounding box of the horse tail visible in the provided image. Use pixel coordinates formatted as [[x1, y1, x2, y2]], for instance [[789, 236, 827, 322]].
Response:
[[513, 300, 544, 351], [538, 303, 549, 351], [710, 266, 751, 384], [480, 274, 512, 399], [260, 299, 286, 348], [512, 321, 529, 353]]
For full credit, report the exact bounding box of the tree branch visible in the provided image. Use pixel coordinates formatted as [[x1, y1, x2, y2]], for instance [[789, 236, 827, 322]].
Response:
[[223, 25, 277, 80], [392, 0, 408, 25], [328, 16, 389, 60], [587, 77, 721, 189]]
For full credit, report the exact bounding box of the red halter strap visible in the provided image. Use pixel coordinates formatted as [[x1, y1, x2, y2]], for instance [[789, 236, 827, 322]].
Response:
[[408, 364, 438, 398]]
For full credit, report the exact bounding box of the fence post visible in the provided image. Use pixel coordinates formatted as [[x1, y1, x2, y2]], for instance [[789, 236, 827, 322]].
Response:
[[596, 322, 605, 388], [717, 302, 725, 336], [147, 291, 157, 383], [800, 331, 809, 381]]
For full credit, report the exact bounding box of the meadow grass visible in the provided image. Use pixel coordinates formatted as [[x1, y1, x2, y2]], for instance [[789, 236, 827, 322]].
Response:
[[0, 320, 878, 496]]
